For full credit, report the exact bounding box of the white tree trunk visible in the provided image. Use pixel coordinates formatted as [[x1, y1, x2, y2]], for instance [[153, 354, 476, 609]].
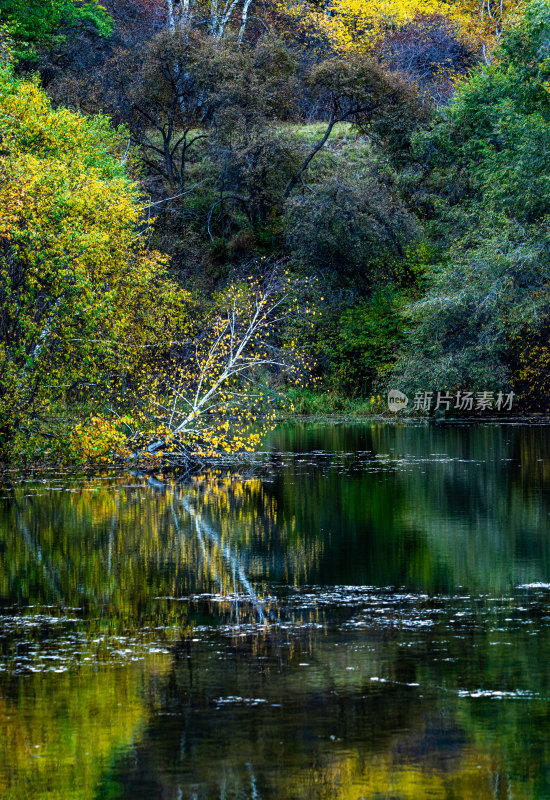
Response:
[[238, 0, 254, 43], [167, 0, 176, 31], [165, 0, 254, 39]]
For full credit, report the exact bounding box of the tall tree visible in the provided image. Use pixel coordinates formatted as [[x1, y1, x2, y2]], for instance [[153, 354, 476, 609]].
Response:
[[391, 0, 550, 401], [0, 61, 190, 457]]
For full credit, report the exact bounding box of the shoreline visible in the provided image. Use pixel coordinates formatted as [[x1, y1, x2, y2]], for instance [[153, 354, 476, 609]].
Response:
[[2, 414, 550, 474], [274, 412, 550, 424]]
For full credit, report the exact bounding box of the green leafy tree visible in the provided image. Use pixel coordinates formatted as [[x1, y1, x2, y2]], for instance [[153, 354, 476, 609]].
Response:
[[0, 0, 112, 59], [330, 290, 403, 395], [392, 0, 550, 402]]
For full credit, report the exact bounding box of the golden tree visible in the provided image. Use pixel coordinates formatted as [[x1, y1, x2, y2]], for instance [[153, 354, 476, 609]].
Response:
[[0, 61, 191, 459], [129, 266, 315, 463], [279, 0, 523, 61]]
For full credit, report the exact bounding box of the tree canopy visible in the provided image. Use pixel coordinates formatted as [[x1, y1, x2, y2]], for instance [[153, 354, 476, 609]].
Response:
[[389, 0, 550, 400], [0, 0, 112, 58], [0, 62, 190, 457]]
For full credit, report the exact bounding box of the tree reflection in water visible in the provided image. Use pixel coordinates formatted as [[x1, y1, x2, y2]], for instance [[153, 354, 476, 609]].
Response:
[[1, 424, 550, 798]]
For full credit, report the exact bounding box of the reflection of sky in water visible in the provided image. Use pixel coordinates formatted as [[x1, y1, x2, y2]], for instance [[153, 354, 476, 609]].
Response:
[[1, 423, 550, 799]]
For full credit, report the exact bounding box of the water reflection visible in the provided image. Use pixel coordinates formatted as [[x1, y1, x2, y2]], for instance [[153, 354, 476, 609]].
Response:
[[1, 423, 550, 798]]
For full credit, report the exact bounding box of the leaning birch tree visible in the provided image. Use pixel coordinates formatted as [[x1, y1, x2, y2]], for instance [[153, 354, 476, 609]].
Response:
[[128, 266, 315, 462]]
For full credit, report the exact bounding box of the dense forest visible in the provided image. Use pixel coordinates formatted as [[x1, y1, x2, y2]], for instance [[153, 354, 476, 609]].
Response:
[[0, 0, 548, 462]]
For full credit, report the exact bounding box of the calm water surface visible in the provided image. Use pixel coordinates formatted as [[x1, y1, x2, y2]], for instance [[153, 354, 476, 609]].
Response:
[[1, 422, 550, 799]]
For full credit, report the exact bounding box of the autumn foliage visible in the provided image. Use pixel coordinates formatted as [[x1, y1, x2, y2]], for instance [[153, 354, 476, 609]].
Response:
[[279, 0, 522, 69], [0, 63, 191, 458], [0, 57, 316, 462], [1, 0, 550, 452]]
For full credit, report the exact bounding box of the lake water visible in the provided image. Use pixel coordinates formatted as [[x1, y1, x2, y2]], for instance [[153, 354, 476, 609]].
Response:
[[1, 422, 550, 799]]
